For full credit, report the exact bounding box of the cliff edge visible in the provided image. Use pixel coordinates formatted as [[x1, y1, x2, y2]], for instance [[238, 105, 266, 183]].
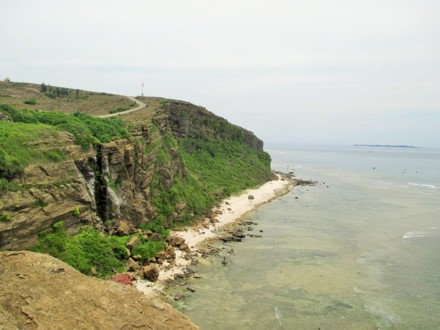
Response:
[[0, 251, 198, 329]]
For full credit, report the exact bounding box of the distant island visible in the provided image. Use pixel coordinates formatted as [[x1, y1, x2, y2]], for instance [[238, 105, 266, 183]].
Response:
[[354, 144, 418, 148]]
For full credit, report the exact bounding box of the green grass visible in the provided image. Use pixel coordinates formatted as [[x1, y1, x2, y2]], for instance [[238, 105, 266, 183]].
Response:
[[109, 102, 137, 114], [0, 213, 12, 222], [149, 131, 272, 226], [0, 81, 136, 116], [0, 121, 62, 177], [0, 104, 130, 178], [32, 221, 128, 278], [32, 221, 168, 277]]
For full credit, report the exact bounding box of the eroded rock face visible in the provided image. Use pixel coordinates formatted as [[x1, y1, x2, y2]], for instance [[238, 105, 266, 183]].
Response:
[[0, 251, 198, 329], [0, 100, 269, 251]]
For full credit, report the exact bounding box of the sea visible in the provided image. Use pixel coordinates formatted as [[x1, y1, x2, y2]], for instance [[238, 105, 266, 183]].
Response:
[[168, 145, 440, 329]]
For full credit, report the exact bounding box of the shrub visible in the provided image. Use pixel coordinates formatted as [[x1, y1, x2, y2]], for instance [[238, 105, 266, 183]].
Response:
[[0, 213, 12, 223], [73, 207, 81, 217], [24, 98, 37, 105], [131, 240, 166, 263], [45, 91, 56, 99], [0, 104, 130, 152], [32, 221, 128, 278]]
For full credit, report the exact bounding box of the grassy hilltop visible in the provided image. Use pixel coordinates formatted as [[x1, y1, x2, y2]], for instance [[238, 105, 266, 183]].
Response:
[[0, 81, 137, 116]]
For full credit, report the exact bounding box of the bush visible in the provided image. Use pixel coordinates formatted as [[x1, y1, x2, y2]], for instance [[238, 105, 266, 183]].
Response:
[[0, 149, 24, 178], [0, 213, 12, 223], [32, 221, 128, 278], [24, 98, 37, 105], [131, 240, 166, 263], [0, 104, 130, 151], [45, 91, 56, 99]]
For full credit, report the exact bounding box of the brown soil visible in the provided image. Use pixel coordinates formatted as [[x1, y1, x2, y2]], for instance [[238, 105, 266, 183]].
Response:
[[0, 251, 198, 329]]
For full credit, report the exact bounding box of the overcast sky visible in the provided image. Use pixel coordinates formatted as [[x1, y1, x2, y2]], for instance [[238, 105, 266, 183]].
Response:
[[1, 0, 439, 147]]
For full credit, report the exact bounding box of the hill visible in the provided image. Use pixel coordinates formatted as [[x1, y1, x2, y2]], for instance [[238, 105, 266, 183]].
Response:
[[0, 81, 137, 116], [0, 82, 273, 277]]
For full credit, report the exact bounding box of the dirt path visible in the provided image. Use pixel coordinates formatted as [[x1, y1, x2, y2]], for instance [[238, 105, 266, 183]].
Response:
[[97, 96, 146, 118]]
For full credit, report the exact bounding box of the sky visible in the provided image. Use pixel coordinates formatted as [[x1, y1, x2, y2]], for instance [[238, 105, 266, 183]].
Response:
[[1, 0, 439, 147]]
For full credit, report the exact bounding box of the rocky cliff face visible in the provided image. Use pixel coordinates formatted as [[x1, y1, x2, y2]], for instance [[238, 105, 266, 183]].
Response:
[[0, 100, 269, 250], [0, 251, 197, 329]]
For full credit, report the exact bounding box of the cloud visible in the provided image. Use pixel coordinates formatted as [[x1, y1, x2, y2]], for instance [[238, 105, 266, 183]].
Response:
[[1, 0, 439, 146]]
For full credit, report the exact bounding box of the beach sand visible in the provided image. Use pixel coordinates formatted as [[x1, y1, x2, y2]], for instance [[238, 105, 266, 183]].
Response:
[[136, 174, 292, 296]]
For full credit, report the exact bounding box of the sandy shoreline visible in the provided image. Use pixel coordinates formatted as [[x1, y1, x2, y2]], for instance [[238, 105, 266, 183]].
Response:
[[136, 174, 293, 296]]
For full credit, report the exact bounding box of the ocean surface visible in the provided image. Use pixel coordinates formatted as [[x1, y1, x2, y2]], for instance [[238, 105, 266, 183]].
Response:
[[169, 145, 440, 329]]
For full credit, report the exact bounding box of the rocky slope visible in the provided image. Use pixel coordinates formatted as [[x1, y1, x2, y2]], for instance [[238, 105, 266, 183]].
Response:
[[0, 251, 197, 329]]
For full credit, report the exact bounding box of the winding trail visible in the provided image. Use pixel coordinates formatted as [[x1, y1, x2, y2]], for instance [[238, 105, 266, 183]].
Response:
[[97, 96, 146, 118]]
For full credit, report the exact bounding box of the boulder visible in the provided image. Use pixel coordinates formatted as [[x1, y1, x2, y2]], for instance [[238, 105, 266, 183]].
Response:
[[179, 243, 190, 252], [248, 195, 255, 200], [116, 220, 131, 236], [126, 257, 140, 272], [150, 233, 162, 242], [143, 264, 160, 282], [111, 273, 133, 286], [126, 236, 140, 250], [172, 236, 185, 247], [155, 251, 167, 261], [165, 245, 176, 259]]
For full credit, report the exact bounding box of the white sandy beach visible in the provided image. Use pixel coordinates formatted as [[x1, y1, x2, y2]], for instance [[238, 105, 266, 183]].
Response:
[[136, 174, 292, 296]]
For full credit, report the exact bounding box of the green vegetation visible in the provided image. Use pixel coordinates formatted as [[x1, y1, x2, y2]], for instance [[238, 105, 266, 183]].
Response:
[[0, 213, 12, 223], [0, 121, 60, 178], [109, 101, 137, 114], [0, 105, 129, 149], [131, 240, 166, 263], [149, 127, 272, 225], [72, 207, 81, 217], [0, 82, 133, 116], [0, 104, 130, 179], [32, 221, 128, 278], [23, 97, 37, 105], [32, 221, 168, 277], [32, 200, 49, 208]]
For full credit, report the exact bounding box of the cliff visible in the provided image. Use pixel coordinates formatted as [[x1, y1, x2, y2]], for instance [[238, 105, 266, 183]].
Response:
[[0, 251, 197, 329], [0, 98, 272, 251]]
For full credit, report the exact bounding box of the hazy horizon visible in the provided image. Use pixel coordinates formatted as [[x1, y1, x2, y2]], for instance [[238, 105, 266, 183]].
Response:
[[1, 0, 439, 147]]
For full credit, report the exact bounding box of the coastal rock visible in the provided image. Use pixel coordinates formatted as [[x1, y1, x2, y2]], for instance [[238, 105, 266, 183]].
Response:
[[172, 236, 185, 247], [126, 257, 140, 271], [155, 251, 167, 261], [165, 245, 176, 259], [179, 243, 190, 252], [110, 273, 133, 286], [143, 264, 160, 282], [126, 236, 140, 250], [116, 220, 131, 236], [150, 233, 162, 242], [248, 195, 255, 200]]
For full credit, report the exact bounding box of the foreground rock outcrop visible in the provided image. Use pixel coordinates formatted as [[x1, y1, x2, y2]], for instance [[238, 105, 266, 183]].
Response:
[[0, 251, 198, 329]]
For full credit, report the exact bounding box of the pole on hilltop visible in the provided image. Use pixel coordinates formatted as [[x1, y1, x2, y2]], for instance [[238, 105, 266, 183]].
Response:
[[141, 81, 144, 96]]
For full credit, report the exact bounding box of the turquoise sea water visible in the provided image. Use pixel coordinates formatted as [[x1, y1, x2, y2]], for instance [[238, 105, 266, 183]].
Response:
[[170, 145, 440, 329]]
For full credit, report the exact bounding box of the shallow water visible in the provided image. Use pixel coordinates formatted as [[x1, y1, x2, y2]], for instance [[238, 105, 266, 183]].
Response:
[[169, 145, 440, 329]]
